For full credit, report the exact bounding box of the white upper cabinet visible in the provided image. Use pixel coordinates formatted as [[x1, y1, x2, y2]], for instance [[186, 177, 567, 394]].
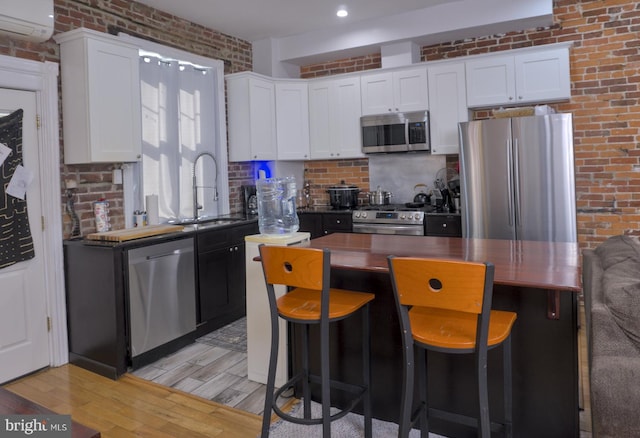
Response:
[[427, 62, 468, 155], [226, 73, 277, 162], [515, 48, 571, 104], [309, 76, 363, 159], [466, 45, 571, 108], [275, 81, 310, 160], [55, 28, 142, 164], [360, 67, 428, 115]]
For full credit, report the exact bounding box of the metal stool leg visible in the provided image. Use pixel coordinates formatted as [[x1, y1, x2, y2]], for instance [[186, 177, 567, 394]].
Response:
[[302, 324, 311, 420], [477, 346, 490, 438], [417, 347, 428, 438], [261, 300, 280, 438], [320, 315, 331, 438], [399, 327, 415, 438], [362, 303, 372, 438], [503, 335, 513, 438]]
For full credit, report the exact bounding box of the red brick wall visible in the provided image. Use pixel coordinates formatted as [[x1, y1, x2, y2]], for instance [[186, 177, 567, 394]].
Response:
[[301, 0, 640, 249], [4, 0, 639, 248], [0, 0, 252, 237], [304, 159, 370, 206]]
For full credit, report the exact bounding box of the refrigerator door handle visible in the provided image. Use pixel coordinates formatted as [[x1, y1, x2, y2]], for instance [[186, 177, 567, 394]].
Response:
[[507, 138, 515, 226], [513, 137, 522, 227]]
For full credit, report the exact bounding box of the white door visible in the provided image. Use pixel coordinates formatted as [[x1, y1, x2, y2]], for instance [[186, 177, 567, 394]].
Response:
[[0, 88, 49, 383]]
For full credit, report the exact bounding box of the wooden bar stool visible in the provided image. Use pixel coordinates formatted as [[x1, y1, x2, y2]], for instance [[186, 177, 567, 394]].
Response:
[[259, 244, 374, 438], [387, 256, 517, 438]]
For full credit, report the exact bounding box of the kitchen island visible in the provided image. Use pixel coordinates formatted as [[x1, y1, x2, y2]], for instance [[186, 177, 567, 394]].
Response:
[[292, 233, 581, 438]]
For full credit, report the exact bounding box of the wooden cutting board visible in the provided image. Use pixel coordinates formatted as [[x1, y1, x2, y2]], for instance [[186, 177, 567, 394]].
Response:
[[86, 224, 184, 242]]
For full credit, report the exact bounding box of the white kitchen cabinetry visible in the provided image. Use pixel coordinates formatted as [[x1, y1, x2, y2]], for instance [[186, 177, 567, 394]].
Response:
[[466, 45, 571, 108], [226, 73, 277, 161], [360, 67, 428, 115], [55, 28, 142, 164], [275, 81, 310, 160], [427, 62, 468, 155], [309, 76, 363, 160]]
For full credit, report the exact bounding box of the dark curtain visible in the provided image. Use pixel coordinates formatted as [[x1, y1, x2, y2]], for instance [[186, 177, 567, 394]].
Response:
[[0, 109, 35, 269]]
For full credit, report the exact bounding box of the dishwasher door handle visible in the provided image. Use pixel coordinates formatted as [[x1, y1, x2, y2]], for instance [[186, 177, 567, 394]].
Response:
[[145, 248, 192, 260]]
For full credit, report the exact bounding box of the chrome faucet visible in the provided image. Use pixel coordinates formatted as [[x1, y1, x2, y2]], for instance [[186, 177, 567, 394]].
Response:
[[192, 151, 218, 221]]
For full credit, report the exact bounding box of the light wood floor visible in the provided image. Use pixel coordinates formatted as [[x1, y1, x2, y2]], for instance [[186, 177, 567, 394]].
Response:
[[3, 364, 262, 437], [3, 306, 592, 437]]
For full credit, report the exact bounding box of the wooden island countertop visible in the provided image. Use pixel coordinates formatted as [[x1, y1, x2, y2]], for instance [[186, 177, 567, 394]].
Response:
[[288, 233, 583, 437], [305, 233, 581, 292]]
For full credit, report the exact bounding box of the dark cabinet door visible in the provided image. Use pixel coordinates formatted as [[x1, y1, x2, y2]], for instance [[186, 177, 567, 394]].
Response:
[[322, 213, 352, 235], [198, 245, 232, 322], [197, 222, 257, 329], [425, 214, 462, 237], [298, 213, 323, 238]]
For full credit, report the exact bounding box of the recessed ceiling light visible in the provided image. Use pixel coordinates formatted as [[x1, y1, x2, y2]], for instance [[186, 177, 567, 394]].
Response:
[[337, 8, 348, 18]]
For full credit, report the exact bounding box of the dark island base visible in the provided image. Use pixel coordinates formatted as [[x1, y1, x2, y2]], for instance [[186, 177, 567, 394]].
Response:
[[290, 268, 579, 438]]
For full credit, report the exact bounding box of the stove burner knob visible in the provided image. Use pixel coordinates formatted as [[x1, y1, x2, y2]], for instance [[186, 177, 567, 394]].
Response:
[[414, 213, 421, 221], [354, 212, 360, 218], [361, 212, 368, 219], [400, 214, 406, 220]]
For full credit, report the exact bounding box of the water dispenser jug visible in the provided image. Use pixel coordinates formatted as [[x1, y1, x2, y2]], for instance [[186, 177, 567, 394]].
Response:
[[256, 176, 300, 236]]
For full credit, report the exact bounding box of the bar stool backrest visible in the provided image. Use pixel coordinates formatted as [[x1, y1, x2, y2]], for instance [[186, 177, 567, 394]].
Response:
[[259, 245, 328, 292], [388, 257, 493, 315]]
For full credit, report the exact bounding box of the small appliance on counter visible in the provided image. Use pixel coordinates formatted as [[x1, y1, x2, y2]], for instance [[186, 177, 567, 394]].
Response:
[[242, 185, 258, 215], [327, 180, 360, 209]]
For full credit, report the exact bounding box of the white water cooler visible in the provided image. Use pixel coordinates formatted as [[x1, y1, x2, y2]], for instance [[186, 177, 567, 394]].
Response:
[[245, 232, 311, 386]]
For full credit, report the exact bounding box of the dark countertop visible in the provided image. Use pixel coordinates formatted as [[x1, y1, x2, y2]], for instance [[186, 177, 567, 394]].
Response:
[[297, 205, 354, 214], [305, 233, 581, 292], [67, 214, 259, 249], [298, 205, 461, 216]]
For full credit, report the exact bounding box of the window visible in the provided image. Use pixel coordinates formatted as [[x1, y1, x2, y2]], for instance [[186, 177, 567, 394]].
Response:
[[118, 33, 229, 227]]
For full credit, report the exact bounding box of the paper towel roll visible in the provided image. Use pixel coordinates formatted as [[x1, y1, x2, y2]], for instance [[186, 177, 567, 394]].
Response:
[[146, 194, 159, 225]]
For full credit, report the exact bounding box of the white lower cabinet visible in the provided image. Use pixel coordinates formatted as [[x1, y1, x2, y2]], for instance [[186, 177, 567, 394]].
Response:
[[245, 233, 311, 386], [309, 76, 363, 160], [427, 62, 468, 155], [55, 28, 142, 164]]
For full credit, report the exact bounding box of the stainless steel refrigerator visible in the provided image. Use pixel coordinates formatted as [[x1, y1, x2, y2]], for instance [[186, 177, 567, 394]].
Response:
[[458, 114, 577, 242]]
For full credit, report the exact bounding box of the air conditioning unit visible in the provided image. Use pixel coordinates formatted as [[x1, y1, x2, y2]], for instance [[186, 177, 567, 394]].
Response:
[[0, 0, 54, 42]]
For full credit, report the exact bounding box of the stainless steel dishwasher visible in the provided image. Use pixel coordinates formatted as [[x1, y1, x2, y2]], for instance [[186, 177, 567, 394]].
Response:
[[127, 237, 196, 358]]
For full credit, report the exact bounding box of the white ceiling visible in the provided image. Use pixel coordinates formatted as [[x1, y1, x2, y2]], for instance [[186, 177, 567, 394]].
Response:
[[133, 0, 553, 72], [135, 0, 456, 42]]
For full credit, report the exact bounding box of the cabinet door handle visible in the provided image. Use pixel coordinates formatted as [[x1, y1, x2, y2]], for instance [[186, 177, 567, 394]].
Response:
[[336, 220, 341, 224], [442, 223, 447, 228]]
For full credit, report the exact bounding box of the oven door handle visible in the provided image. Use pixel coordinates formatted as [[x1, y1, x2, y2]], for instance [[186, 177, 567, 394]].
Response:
[[352, 223, 424, 235]]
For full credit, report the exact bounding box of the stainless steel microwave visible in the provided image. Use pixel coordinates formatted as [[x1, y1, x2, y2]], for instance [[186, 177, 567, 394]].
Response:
[[361, 110, 430, 154]]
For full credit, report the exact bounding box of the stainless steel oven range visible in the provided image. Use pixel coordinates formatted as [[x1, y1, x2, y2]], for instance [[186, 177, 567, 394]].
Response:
[[352, 205, 425, 236]]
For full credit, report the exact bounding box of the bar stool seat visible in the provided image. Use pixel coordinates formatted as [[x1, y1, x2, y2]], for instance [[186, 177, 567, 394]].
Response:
[[409, 307, 516, 350], [388, 256, 517, 438], [277, 287, 374, 321], [259, 244, 374, 438]]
